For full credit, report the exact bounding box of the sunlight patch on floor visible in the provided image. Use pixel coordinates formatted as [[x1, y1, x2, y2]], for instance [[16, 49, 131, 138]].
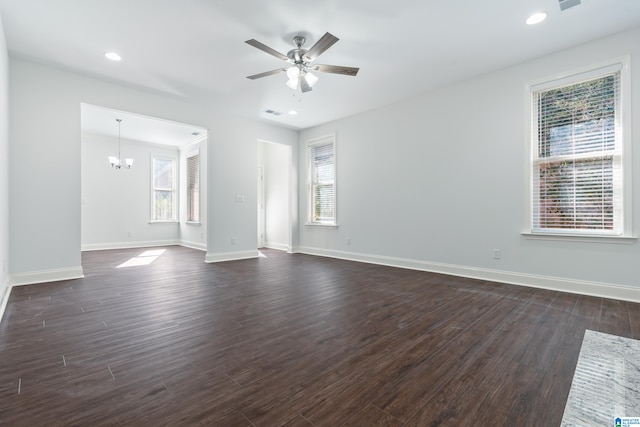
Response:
[[117, 248, 167, 268]]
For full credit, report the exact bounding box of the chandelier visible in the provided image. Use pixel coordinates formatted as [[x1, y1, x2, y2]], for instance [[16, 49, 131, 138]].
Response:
[[108, 118, 133, 169]]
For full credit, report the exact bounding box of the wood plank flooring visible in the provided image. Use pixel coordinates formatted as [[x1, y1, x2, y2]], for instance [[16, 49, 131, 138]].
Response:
[[1, 246, 639, 426]]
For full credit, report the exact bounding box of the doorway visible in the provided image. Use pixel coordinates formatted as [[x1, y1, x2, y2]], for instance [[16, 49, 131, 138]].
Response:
[[80, 103, 208, 252], [257, 140, 292, 252]]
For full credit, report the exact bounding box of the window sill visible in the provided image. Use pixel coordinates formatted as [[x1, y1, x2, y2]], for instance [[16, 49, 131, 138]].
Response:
[[149, 220, 179, 224], [521, 232, 636, 245], [305, 222, 338, 229], [184, 221, 201, 226]]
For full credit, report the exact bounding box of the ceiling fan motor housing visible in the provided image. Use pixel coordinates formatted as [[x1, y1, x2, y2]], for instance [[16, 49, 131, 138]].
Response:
[[287, 36, 308, 64]]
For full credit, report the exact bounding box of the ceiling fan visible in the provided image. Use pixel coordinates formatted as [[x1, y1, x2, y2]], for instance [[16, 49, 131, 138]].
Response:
[[245, 32, 359, 93]]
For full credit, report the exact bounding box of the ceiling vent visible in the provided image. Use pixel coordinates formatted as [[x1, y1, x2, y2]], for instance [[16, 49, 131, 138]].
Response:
[[264, 109, 282, 116], [559, 0, 581, 11]]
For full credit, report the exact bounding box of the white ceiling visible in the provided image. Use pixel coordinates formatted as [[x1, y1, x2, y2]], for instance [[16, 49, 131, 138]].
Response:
[[2, 0, 640, 136]]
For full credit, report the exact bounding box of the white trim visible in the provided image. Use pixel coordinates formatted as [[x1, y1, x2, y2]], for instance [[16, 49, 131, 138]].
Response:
[[528, 60, 624, 91], [0, 277, 11, 324], [205, 250, 259, 263], [264, 241, 289, 252], [521, 232, 636, 244], [295, 246, 640, 303], [179, 240, 206, 251], [82, 240, 180, 251], [10, 266, 84, 287], [304, 223, 338, 229], [151, 153, 178, 222], [306, 133, 337, 226], [185, 150, 201, 223], [525, 56, 632, 238]]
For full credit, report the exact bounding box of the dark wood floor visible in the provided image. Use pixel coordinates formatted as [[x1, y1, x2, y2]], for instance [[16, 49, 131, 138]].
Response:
[[1, 246, 639, 426]]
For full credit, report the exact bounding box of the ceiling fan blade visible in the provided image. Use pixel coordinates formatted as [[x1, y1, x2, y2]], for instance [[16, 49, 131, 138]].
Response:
[[303, 32, 339, 62], [246, 68, 287, 80], [300, 77, 313, 93], [245, 39, 289, 61], [313, 64, 359, 76]]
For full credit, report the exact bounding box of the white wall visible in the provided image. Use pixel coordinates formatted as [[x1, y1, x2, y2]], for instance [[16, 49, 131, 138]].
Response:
[[298, 27, 640, 301], [81, 133, 181, 250], [9, 58, 298, 282], [261, 141, 291, 251], [0, 15, 10, 315]]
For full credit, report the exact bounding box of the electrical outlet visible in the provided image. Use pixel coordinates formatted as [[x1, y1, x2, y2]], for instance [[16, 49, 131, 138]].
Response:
[[128, 231, 133, 237], [493, 249, 501, 260], [231, 237, 236, 245], [346, 237, 351, 245]]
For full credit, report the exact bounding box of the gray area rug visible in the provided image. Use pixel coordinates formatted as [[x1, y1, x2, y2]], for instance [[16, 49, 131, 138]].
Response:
[[561, 330, 640, 426]]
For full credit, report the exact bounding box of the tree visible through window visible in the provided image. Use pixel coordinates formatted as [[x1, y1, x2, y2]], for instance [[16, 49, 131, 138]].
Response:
[[531, 65, 624, 235], [152, 156, 176, 221]]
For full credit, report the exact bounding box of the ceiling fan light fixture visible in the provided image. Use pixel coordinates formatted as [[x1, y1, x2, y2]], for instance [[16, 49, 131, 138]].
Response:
[[286, 78, 299, 90], [286, 66, 300, 80], [246, 32, 358, 94], [304, 71, 318, 87]]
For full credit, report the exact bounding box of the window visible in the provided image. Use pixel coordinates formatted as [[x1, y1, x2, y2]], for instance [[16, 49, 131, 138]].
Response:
[[186, 153, 200, 222], [529, 61, 629, 237], [307, 135, 336, 225], [152, 155, 177, 221]]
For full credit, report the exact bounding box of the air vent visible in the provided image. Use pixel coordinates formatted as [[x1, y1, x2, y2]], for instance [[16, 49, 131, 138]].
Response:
[[264, 109, 282, 116], [559, 0, 580, 11]]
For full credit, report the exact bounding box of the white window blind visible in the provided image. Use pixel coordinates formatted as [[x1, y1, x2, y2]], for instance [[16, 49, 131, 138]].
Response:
[[152, 156, 176, 221], [187, 154, 200, 222], [531, 67, 622, 235], [308, 136, 336, 225]]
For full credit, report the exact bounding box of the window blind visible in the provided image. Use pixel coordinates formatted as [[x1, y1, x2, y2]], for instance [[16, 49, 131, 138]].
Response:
[[532, 71, 621, 234], [309, 138, 335, 224], [187, 154, 200, 222], [152, 157, 176, 221]]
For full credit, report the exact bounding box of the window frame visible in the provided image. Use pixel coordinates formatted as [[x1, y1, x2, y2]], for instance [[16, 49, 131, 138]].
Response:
[[306, 134, 337, 227], [524, 57, 634, 243], [150, 154, 178, 223], [186, 151, 200, 223]]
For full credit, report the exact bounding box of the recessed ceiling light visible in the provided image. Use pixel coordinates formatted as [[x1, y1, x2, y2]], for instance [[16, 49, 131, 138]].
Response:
[[288, 110, 298, 116], [104, 52, 122, 61], [526, 12, 547, 25]]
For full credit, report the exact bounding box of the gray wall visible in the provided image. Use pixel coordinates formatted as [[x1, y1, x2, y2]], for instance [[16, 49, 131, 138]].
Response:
[[9, 58, 298, 283], [81, 133, 183, 250], [298, 27, 640, 301], [0, 16, 9, 310], [4, 22, 640, 303]]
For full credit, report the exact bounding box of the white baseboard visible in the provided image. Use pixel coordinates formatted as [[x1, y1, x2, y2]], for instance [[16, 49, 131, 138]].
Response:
[[10, 266, 84, 287], [205, 250, 259, 263], [263, 241, 289, 252], [82, 240, 180, 251], [0, 276, 11, 323], [179, 240, 207, 251], [296, 246, 640, 303]]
